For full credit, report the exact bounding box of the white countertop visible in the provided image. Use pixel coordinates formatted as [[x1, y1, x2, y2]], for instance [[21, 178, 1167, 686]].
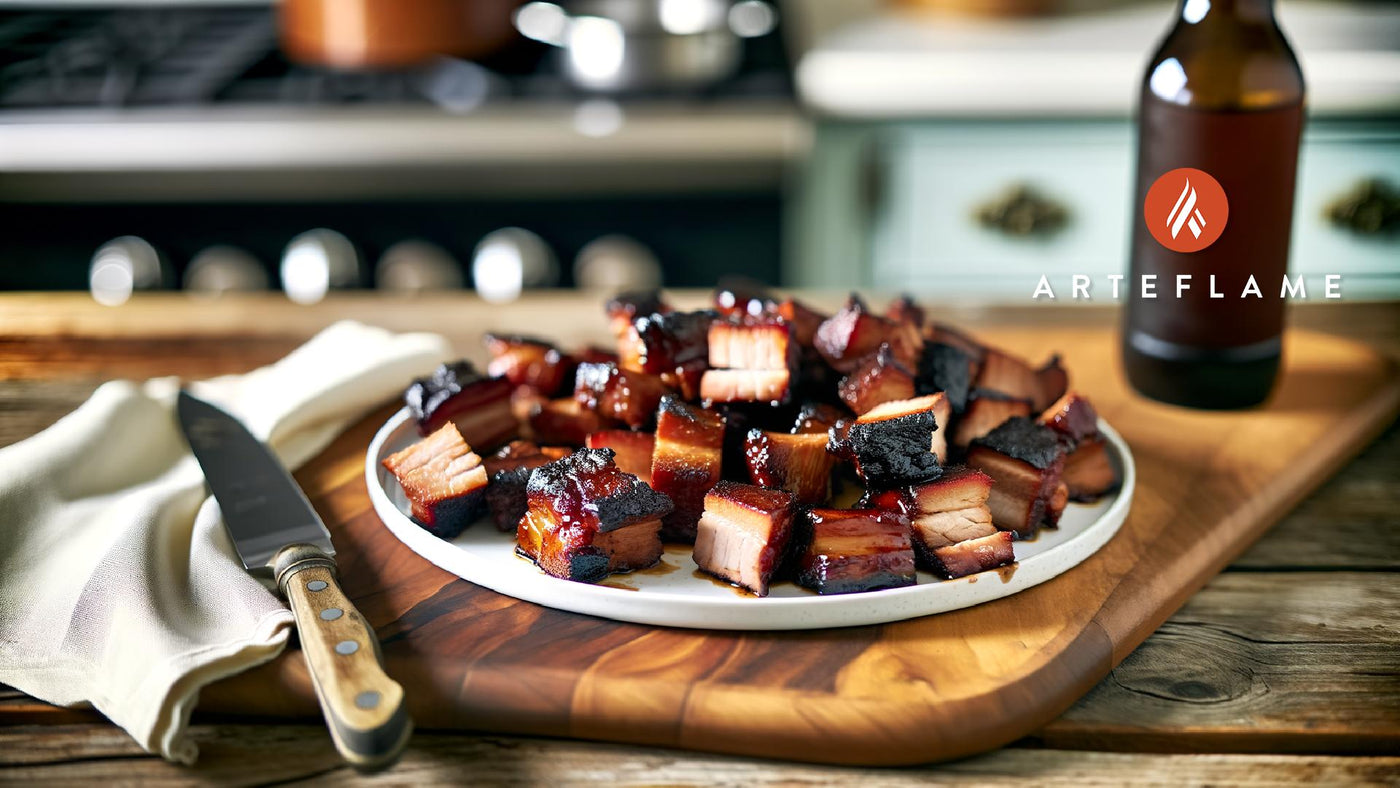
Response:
[[796, 1, 1400, 118]]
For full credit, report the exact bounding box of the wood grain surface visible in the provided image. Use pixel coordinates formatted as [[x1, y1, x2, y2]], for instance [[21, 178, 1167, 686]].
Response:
[[2, 295, 1397, 781], [185, 323, 1400, 766]]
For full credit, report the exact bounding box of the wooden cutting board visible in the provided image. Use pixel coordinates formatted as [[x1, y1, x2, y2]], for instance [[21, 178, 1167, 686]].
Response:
[[202, 326, 1400, 766]]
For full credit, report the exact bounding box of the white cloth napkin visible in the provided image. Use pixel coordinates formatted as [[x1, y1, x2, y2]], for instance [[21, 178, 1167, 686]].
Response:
[[0, 321, 450, 764]]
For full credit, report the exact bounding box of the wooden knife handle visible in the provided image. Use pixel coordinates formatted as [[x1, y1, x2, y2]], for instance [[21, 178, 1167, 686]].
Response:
[[276, 545, 412, 770]]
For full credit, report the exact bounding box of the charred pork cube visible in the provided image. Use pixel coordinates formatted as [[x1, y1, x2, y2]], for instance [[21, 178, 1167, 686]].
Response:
[[828, 394, 949, 487], [1038, 392, 1117, 501], [517, 448, 673, 583], [575, 345, 620, 366], [792, 402, 849, 435], [795, 508, 916, 595], [815, 294, 921, 373], [573, 362, 669, 430], [708, 318, 795, 371], [744, 429, 835, 504], [932, 532, 1015, 580], [952, 391, 1033, 449], [650, 396, 726, 542], [973, 347, 1042, 405], [692, 481, 795, 595], [405, 360, 517, 450], [906, 466, 994, 516], [382, 423, 488, 538], [699, 369, 793, 405], [915, 342, 978, 414], [966, 417, 1069, 538], [885, 294, 926, 328], [606, 289, 671, 339], [482, 441, 559, 532], [483, 334, 574, 396], [528, 398, 603, 447], [775, 297, 828, 349], [585, 429, 656, 484], [619, 310, 715, 400], [837, 344, 916, 415], [904, 468, 998, 567], [714, 276, 775, 320]]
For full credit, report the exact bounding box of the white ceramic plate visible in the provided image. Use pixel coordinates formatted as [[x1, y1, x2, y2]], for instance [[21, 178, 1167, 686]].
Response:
[[365, 407, 1135, 630]]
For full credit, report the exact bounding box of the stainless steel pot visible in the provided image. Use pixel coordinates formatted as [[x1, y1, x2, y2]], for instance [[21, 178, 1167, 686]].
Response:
[[515, 0, 773, 92]]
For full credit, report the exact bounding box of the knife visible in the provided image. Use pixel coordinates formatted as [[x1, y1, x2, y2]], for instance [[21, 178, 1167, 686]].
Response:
[[177, 391, 412, 769]]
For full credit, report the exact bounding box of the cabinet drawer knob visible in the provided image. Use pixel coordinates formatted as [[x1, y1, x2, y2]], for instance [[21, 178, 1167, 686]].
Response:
[[974, 184, 1069, 237], [1325, 178, 1400, 235]]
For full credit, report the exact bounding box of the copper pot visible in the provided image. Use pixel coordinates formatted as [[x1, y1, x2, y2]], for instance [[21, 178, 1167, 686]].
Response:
[[279, 0, 523, 69]]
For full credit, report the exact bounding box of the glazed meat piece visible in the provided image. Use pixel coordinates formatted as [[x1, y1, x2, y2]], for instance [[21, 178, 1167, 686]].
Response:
[[857, 466, 998, 570], [483, 333, 574, 397], [774, 297, 828, 348], [973, 347, 1042, 405], [692, 481, 795, 595], [915, 342, 978, 414], [573, 362, 669, 430], [405, 360, 517, 450], [575, 345, 620, 366], [585, 429, 656, 484], [837, 344, 917, 415], [792, 402, 848, 435], [606, 289, 671, 339], [708, 318, 795, 371], [795, 508, 917, 595], [1035, 355, 1070, 412], [931, 532, 1015, 580], [885, 294, 926, 329], [618, 310, 715, 399], [699, 369, 793, 405], [650, 396, 726, 542], [481, 441, 567, 532], [517, 448, 673, 583], [382, 423, 488, 539], [527, 398, 604, 447], [744, 429, 835, 504], [906, 466, 994, 515], [815, 294, 921, 373], [1038, 392, 1118, 501], [828, 394, 949, 487], [966, 417, 1069, 538], [952, 391, 1034, 449]]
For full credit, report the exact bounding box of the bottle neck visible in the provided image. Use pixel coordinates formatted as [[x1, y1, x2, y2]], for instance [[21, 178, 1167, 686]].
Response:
[[1178, 0, 1276, 25]]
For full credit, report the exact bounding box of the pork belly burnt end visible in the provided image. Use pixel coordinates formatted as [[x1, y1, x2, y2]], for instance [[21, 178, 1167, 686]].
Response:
[[700, 369, 793, 405], [828, 393, 950, 487], [966, 418, 1069, 538], [814, 294, 921, 373], [693, 481, 795, 595], [713, 277, 775, 320], [975, 348, 1068, 412], [483, 334, 574, 396], [405, 360, 517, 450], [585, 430, 655, 484], [932, 532, 1015, 580], [516, 448, 672, 583], [795, 508, 916, 595], [744, 429, 835, 504], [792, 402, 848, 435], [838, 344, 916, 415], [1038, 392, 1117, 501], [481, 441, 560, 531], [527, 398, 604, 447], [618, 310, 715, 397], [382, 423, 488, 539], [952, 391, 1033, 449], [775, 297, 828, 348], [573, 362, 668, 429], [650, 396, 726, 542]]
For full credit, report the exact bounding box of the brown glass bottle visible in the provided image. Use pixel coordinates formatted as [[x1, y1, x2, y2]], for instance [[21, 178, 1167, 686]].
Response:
[[1123, 0, 1305, 409]]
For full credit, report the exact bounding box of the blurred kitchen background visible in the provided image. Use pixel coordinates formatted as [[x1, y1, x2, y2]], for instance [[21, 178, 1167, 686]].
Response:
[[0, 0, 1396, 304]]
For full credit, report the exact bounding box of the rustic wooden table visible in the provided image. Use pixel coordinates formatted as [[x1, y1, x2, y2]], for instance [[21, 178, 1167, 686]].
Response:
[[1, 295, 1397, 785]]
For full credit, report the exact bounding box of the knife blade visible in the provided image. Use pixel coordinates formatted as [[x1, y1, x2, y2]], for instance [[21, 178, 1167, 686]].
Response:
[[177, 391, 411, 770]]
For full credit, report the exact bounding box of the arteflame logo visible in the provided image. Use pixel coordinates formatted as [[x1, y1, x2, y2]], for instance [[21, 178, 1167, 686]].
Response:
[[1144, 167, 1228, 253]]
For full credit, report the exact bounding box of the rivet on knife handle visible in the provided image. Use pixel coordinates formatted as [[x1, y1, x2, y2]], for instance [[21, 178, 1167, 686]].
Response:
[[275, 544, 412, 770]]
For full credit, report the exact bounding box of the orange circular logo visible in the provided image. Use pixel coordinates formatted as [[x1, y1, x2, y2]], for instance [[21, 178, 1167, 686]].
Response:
[[1144, 167, 1229, 253]]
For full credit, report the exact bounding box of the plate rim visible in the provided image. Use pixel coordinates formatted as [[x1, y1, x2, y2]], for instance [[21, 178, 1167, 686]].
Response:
[[364, 406, 1136, 630]]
